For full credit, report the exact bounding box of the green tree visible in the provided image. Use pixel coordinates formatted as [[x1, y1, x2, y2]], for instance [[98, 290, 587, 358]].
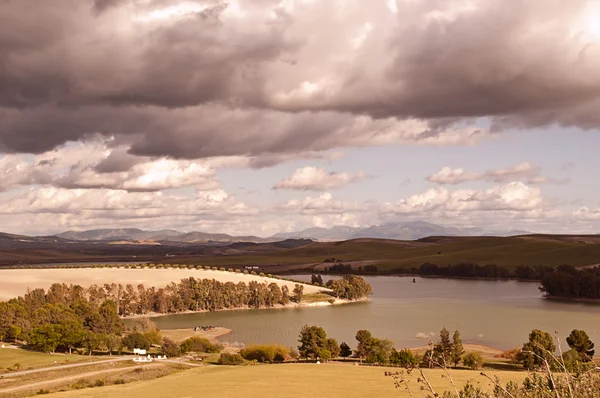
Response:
[[103, 334, 121, 356], [298, 325, 327, 359], [340, 342, 352, 358], [390, 349, 419, 367], [365, 338, 394, 364], [122, 332, 150, 351], [462, 352, 484, 370], [318, 348, 332, 362], [355, 329, 373, 360], [161, 337, 181, 357], [451, 330, 465, 368], [566, 329, 595, 362], [292, 284, 304, 303], [517, 329, 556, 370], [7, 325, 22, 343], [433, 327, 453, 365], [326, 337, 341, 358], [29, 324, 61, 353]]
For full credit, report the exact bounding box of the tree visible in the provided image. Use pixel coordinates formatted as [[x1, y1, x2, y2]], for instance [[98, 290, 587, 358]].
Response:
[[433, 327, 453, 365], [292, 284, 304, 303], [566, 329, 595, 362], [122, 332, 150, 351], [366, 338, 394, 364], [29, 324, 61, 353], [103, 334, 121, 355], [355, 329, 373, 360], [462, 352, 484, 370], [318, 348, 332, 362], [326, 337, 341, 358], [311, 274, 324, 285], [7, 325, 22, 343], [340, 342, 352, 358], [517, 329, 556, 370], [298, 325, 327, 359], [390, 349, 419, 367], [451, 330, 465, 367], [161, 337, 181, 357]]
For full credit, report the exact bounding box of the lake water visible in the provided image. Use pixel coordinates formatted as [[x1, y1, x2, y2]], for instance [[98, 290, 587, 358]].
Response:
[[152, 276, 600, 350]]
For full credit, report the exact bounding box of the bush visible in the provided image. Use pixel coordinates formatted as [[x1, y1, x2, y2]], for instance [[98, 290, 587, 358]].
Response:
[[180, 337, 221, 354], [462, 352, 484, 370], [240, 344, 290, 363], [161, 338, 181, 357], [204, 266, 211, 270], [219, 267, 226, 271], [218, 353, 246, 365], [122, 332, 150, 351], [390, 349, 419, 367]]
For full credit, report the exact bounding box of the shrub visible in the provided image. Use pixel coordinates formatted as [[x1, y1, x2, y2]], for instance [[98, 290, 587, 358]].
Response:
[[462, 352, 484, 370], [204, 266, 211, 270], [219, 267, 226, 271], [250, 271, 258, 275], [180, 337, 221, 354], [218, 353, 246, 365], [211, 267, 218, 271], [114, 379, 126, 385], [161, 337, 181, 357], [259, 272, 265, 277], [240, 344, 290, 363], [94, 379, 106, 387], [390, 349, 419, 367], [228, 268, 234, 272], [122, 332, 150, 351], [37, 389, 50, 395]]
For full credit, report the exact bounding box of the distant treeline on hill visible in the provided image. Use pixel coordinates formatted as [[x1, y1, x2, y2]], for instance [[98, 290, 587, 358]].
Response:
[[540, 265, 600, 300], [322, 262, 554, 281]]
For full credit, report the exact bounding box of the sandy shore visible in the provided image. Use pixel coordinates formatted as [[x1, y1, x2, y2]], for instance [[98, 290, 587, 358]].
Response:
[[123, 297, 366, 320], [161, 327, 232, 342], [0, 268, 328, 301]]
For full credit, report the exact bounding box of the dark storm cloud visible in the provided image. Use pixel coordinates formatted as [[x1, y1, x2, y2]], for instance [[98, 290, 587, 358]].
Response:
[[0, 0, 599, 160]]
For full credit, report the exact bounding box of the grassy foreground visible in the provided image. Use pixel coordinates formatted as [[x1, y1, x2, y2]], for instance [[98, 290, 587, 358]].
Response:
[[0, 348, 97, 371], [46, 363, 528, 398]]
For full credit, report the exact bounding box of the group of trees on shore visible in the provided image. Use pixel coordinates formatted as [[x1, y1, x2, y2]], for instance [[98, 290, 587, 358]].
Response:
[[321, 261, 558, 281], [0, 275, 372, 354], [540, 265, 600, 299], [310, 274, 373, 300]]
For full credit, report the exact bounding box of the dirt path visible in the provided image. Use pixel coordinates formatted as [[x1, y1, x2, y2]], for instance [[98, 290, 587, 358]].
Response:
[[0, 364, 159, 394], [1, 357, 132, 378]]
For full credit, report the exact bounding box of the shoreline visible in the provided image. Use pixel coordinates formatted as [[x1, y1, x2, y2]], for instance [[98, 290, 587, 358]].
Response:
[[123, 297, 370, 320], [544, 295, 600, 304]]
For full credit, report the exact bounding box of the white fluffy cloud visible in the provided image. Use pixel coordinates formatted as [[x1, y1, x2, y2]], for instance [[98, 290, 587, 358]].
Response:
[[273, 167, 367, 191], [426, 162, 569, 185], [383, 182, 545, 214]]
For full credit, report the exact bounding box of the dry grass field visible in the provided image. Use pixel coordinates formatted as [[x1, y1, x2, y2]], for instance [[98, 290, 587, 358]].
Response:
[[44, 363, 528, 398]]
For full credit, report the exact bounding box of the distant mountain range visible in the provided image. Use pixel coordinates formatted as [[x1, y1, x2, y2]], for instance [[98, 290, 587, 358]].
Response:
[[272, 221, 530, 241], [52, 221, 532, 243]]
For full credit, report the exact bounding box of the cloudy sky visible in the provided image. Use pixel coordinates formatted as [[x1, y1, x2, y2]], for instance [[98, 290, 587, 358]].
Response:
[[1, 0, 600, 236]]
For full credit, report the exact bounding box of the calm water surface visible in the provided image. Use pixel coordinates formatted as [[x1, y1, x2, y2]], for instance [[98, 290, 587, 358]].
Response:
[[152, 276, 600, 349]]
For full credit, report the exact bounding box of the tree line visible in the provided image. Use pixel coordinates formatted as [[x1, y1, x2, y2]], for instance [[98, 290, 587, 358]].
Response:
[[0, 276, 372, 353], [321, 261, 559, 281], [540, 265, 600, 299]]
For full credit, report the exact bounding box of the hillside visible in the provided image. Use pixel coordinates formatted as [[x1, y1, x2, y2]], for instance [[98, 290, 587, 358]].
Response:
[[161, 235, 600, 271]]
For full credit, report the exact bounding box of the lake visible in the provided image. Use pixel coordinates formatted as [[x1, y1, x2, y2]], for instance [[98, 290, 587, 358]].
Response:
[[152, 276, 600, 350]]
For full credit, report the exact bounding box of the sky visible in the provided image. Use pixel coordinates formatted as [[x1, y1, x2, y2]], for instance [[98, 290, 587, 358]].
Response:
[[1, 0, 600, 236]]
